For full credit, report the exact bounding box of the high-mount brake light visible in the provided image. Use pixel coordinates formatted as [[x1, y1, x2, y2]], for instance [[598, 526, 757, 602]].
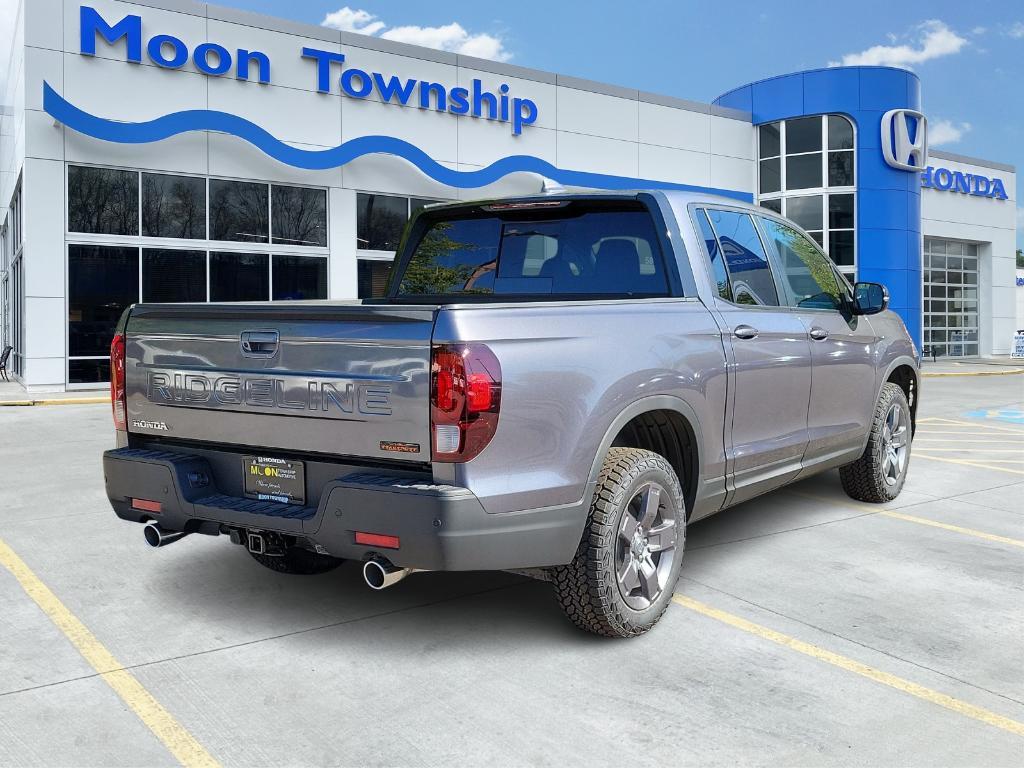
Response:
[[430, 343, 501, 462], [110, 333, 127, 431], [482, 201, 568, 211]]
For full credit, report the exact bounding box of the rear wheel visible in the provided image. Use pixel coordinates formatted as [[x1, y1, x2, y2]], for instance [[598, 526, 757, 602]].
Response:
[[248, 547, 343, 575], [551, 447, 685, 638], [840, 382, 912, 503]]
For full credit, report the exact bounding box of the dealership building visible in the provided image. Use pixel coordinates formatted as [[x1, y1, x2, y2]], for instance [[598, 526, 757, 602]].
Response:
[[0, 0, 1018, 391]]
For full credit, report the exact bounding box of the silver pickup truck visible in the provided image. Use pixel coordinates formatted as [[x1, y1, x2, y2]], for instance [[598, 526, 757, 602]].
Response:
[[103, 191, 919, 637]]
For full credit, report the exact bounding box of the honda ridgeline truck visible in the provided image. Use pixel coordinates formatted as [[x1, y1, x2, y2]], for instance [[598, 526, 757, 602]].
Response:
[[103, 191, 919, 637]]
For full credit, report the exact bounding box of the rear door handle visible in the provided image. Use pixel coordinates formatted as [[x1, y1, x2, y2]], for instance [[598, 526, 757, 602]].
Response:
[[733, 325, 759, 340], [809, 327, 829, 341]]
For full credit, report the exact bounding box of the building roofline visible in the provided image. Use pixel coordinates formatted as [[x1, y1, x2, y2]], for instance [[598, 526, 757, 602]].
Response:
[[120, 0, 752, 121], [929, 150, 1015, 175]]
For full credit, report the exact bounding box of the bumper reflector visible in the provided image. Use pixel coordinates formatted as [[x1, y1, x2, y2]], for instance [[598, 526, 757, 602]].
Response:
[[131, 498, 162, 514], [354, 531, 400, 549]]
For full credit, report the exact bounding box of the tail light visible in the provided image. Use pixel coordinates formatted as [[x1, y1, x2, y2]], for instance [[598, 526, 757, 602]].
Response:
[[110, 333, 127, 431], [430, 343, 501, 462]]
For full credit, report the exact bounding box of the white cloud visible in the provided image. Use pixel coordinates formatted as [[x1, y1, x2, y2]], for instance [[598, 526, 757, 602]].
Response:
[[1008, 22, 1024, 39], [830, 20, 967, 69], [929, 119, 971, 146], [321, 7, 385, 36], [971, 26, 986, 36], [321, 7, 511, 62]]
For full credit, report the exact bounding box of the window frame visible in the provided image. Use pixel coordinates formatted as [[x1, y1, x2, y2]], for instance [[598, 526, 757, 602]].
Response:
[[756, 115, 857, 281], [64, 163, 331, 388], [693, 204, 788, 311]]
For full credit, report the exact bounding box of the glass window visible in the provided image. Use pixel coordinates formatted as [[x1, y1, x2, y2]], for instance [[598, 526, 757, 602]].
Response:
[[210, 252, 268, 301], [759, 199, 782, 214], [68, 245, 139, 357], [272, 255, 327, 300], [828, 116, 854, 150], [759, 217, 842, 311], [695, 208, 732, 301], [828, 194, 855, 229], [705, 209, 779, 306], [786, 196, 823, 232], [828, 152, 855, 187], [69, 359, 111, 385], [142, 249, 206, 303], [271, 185, 327, 247], [759, 158, 781, 194], [358, 260, 393, 299], [357, 193, 408, 251], [786, 154, 822, 190], [786, 117, 822, 154], [829, 230, 855, 267], [142, 173, 206, 239], [759, 123, 781, 158], [397, 205, 669, 298], [210, 180, 268, 243], [68, 166, 139, 235]]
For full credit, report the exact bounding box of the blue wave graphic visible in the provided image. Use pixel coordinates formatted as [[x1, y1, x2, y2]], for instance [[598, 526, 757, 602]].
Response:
[[43, 82, 751, 200]]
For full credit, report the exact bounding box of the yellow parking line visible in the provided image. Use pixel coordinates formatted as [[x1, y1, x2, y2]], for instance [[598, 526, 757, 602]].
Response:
[[915, 452, 1024, 476], [673, 595, 1024, 736], [920, 418, 1024, 435], [788, 491, 1024, 547], [878, 510, 1024, 549], [0, 537, 219, 768], [0, 397, 109, 407]]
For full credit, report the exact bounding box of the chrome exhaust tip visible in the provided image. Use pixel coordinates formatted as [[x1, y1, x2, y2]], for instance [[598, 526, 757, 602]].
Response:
[[362, 558, 416, 590], [143, 523, 189, 548]]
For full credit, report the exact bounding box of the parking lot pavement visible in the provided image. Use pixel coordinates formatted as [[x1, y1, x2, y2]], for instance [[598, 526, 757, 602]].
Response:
[[1, 373, 1022, 767]]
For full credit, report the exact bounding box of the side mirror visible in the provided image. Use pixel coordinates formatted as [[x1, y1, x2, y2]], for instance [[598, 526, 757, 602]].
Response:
[[853, 282, 889, 315]]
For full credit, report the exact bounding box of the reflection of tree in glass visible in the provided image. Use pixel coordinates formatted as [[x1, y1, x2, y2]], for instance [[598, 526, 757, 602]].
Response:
[[143, 175, 205, 239], [399, 223, 492, 295], [272, 186, 326, 247], [780, 226, 841, 308], [69, 167, 138, 234], [210, 181, 268, 242]]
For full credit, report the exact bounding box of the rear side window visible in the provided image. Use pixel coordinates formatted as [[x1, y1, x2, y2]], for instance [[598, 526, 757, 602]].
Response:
[[395, 203, 670, 298], [757, 216, 843, 311], [705, 209, 779, 307], [695, 208, 732, 302]]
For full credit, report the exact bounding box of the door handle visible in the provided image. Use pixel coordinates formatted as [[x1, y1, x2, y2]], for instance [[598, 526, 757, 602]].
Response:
[[809, 327, 829, 341], [240, 330, 280, 358], [733, 325, 759, 340]]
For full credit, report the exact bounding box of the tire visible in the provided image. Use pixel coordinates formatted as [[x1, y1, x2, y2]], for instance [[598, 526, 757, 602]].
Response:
[[249, 546, 344, 575], [840, 382, 912, 503], [551, 447, 686, 638]]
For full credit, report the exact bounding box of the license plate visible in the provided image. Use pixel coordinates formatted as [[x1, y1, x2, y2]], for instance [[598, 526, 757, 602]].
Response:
[[243, 456, 305, 505]]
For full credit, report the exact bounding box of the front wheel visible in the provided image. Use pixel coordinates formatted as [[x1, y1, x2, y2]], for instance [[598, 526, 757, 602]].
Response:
[[840, 382, 912, 503], [551, 447, 686, 638]]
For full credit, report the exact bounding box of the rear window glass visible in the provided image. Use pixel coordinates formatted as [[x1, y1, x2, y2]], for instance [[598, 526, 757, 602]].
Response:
[[395, 204, 670, 298]]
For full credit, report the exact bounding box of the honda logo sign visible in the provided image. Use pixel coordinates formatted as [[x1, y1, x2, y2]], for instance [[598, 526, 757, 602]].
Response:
[[881, 109, 928, 171]]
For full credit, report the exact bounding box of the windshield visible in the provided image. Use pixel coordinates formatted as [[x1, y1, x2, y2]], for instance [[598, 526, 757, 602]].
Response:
[[394, 202, 671, 298]]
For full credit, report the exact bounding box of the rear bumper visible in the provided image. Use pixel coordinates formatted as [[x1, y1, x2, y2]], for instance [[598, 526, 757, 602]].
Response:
[[103, 447, 584, 571]]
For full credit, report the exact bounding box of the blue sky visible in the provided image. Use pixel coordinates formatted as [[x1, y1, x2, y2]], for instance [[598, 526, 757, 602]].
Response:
[[214, 0, 1023, 247]]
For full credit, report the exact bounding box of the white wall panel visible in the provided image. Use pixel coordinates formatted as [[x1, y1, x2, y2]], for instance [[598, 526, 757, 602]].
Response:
[[556, 87, 638, 142], [208, 78, 341, 148], [24, 109, 64, 162], [342, 98, 458, 163], [22, 158, 65, 298], [208, 133, 341, 187], [709, 115, 754, 160], [639, 144, 710, 187], [556, 132, 637, 178], [66, 130, 209, 175], [639, 102, 710, 153], [709, 153, 755, 193], [456, 67, 556, 130], [25, 0, 63, 51], [458, 121, 556, 168], [23, 46, 63, 112], [63, 53, 207, 120]]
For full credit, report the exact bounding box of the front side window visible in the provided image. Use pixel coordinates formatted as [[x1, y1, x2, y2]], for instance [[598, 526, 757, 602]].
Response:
[[758, 217, 843, 310], [68, 166, 138, 235], [396, 204, 670, 298], [705, 209, 779, 307]]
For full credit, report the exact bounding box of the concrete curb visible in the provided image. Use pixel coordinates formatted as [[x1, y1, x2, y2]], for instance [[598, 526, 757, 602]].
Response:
[[0, 397, 109, 407], [922, 368, 1024, 378]]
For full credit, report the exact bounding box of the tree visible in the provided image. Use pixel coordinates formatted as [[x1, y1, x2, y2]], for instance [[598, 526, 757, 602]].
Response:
[[1016, 249, 1023, 268]]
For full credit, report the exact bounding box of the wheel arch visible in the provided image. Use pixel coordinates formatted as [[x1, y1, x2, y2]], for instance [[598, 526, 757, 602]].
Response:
[[585, 396, 704, 517], [882, 358, 919, 435]]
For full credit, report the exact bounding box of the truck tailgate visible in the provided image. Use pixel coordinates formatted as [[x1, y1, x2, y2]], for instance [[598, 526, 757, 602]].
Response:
[[123, 302, 436, 463]]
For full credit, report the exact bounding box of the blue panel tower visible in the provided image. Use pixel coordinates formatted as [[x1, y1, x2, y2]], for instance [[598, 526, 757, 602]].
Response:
[[715, 67, 923, 349]]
